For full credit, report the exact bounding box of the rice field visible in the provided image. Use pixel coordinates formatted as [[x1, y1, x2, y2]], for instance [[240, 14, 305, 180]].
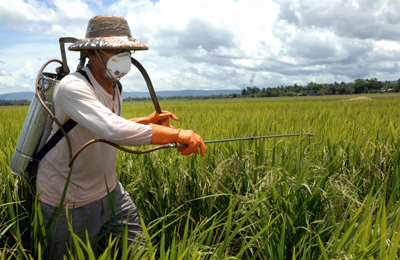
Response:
[[2, 93, 400, 259]]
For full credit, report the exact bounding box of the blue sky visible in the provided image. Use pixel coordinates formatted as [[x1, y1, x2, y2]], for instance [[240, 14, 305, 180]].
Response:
[[0, 0, 400, 94]]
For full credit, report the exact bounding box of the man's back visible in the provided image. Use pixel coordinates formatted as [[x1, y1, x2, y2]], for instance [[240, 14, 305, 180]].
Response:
[[36, 66, 151, 208]]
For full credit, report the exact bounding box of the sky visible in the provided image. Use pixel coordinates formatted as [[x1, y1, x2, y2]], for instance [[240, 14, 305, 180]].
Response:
[[0, 0, 400, 94]]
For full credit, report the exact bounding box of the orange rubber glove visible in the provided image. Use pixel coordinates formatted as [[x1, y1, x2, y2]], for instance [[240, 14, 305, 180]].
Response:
[[130, 111, 178, 128], [151, 124, 206, 156]]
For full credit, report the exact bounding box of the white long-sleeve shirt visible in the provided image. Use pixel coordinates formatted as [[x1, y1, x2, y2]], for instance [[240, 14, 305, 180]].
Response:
[[37, 66, 152, 208]]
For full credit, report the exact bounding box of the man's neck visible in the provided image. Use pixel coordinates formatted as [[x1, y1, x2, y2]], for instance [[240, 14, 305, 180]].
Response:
[[87, 63, 115, 97]]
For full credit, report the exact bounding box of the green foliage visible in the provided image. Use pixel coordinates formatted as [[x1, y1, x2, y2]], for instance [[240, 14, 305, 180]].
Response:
[[241, 78, 400, 97], [2, 96, 400, 259], [0, 100, 31, 106]]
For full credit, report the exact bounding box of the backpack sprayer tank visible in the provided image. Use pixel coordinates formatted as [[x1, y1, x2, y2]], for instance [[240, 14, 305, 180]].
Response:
[[9, 38, 82, 177], [9, 70, 60, 177]]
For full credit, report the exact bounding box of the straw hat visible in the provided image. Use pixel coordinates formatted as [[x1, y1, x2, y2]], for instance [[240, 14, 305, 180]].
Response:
[[68, 15, 148, 51]]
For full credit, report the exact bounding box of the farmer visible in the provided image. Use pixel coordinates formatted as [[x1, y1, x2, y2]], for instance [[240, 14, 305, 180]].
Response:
[[36, 15, 205, 259]]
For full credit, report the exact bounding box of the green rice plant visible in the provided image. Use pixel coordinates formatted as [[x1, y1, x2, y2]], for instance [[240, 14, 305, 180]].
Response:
[[3, 95, 400, 259]]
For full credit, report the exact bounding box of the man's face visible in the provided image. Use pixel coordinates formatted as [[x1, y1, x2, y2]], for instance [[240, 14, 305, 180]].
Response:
[[99, 50, 127, 79], [88, 49, 131, 79]]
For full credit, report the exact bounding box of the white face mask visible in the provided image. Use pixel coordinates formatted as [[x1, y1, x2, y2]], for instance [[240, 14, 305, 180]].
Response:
[[101, 51, 132, 79]]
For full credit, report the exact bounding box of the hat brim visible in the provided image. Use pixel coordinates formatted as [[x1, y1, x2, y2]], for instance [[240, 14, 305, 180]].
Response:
[[68, 36, 148, 51]]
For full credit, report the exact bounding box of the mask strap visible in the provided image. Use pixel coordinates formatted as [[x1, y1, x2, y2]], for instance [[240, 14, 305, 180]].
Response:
[[100, 50, 119, 63], [95, 49, 114, 80]]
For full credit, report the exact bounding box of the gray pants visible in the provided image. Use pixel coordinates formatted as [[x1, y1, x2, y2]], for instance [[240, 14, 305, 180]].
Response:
[[40, 182, 145, 260]]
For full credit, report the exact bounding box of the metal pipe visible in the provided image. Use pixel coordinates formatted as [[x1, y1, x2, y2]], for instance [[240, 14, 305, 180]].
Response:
[[131, 57, 162, 114], [204, 132, 313, 144], [59, 37, 79, 76], [68, 139, 170, 167], [68, 132, 313, 166], [168, 132, 313, 148]]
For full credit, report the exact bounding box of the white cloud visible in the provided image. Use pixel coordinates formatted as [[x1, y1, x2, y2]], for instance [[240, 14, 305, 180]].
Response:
[[1, 0, 400, 94]]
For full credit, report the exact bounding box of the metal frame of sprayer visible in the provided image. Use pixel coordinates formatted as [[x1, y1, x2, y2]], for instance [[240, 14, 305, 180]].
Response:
[[9, 37, 313, 178]]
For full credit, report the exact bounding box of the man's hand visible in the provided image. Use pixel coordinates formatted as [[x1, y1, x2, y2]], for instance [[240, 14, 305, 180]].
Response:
[[130, 111, 178, 128], [176, 129, 206, 156], [151, 124, 206, 156]]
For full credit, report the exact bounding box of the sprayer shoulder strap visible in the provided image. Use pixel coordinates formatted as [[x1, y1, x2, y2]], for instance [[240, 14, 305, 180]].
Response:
[[33, 70, 96, 161], [34, 119, 78, 161], [77, 69, 92, 88], [76, 69, 123, 93]]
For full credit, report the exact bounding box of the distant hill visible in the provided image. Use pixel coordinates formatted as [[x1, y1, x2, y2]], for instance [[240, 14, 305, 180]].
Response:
[[123, 89, 241, 98], [0, 89, 242, 101], [0, 92, 35, 101]]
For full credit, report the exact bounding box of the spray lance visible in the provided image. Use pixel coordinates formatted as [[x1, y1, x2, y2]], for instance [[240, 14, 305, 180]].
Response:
[[68, 58, 313, 166]]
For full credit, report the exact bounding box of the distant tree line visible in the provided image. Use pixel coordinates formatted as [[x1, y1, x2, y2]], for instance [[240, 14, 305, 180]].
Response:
[[125, 78, 400, 101], [0, 99, 31, 106], [241, 78, 400, 97]]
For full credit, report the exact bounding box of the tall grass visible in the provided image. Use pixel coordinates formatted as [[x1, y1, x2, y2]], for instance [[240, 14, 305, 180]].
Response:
[[2, 94, 400, 259]]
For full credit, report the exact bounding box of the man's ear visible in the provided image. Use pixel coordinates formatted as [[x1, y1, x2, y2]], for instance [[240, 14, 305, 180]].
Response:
[[87, 50, 96, 60]]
